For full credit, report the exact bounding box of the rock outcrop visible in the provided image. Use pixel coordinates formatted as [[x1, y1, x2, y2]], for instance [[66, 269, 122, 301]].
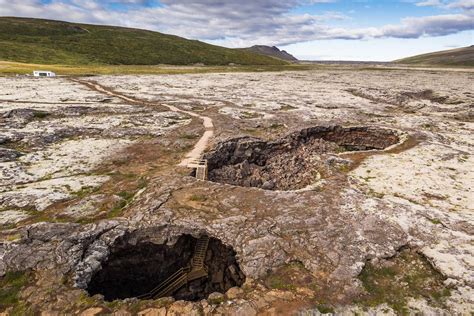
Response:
[[243, 45, 298, 61]]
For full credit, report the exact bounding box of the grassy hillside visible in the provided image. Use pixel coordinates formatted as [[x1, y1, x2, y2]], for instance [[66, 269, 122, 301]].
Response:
[[395, 46, 474, 67], [0, 17, 286, 66]]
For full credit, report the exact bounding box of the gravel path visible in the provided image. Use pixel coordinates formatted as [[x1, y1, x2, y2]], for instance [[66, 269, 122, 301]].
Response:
[[71, 78, 214, 167]]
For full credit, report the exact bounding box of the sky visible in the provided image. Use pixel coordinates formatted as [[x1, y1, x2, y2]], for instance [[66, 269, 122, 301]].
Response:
[[0, 0, 473, 61]]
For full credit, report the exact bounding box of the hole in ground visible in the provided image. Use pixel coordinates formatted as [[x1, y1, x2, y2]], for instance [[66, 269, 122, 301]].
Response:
[[204, 125, 401, 191], [86, 234, 245, 301]]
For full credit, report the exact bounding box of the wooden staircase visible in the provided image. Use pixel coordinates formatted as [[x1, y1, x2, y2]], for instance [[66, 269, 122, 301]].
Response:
[[138, 236, 210, 300], [191, 235, 209, 268], [187, 158, 208, 181]]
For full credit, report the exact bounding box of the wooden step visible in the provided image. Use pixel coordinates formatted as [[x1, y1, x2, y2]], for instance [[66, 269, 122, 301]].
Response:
[[137, 236, 211, 300], [187, 268, 208, 281], [192, 236, 210, 268]]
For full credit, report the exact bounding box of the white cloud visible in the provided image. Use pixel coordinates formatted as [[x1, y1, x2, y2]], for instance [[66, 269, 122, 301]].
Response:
[[416, 0, 443, 7], [307, 0, 337, 3], [446, 0, 474, 10], [0, 0, 472, 47], [378, 14, 474, 38], [415, 0, 474, 10]]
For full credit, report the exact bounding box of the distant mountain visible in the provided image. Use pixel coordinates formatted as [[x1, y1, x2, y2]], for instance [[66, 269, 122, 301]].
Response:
[[395, 46, 474, 67], [241, 45, 298, 62], [0, 17, 286, 66]]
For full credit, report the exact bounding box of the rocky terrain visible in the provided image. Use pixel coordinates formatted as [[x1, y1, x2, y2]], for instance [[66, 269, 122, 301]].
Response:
[[0, 68, 473, 315], [241, 46, 298, 62]]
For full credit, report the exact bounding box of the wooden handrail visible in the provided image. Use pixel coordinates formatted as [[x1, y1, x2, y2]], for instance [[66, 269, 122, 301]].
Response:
[[137, 235, 211, 300]]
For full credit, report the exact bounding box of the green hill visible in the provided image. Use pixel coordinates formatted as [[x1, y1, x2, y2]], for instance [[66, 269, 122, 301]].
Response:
[[395, 46, 474, 67], [0, 17, 286, 66]]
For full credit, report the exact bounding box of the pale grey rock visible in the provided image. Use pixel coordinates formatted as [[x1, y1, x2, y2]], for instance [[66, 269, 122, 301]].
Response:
[[63, 194, 123, 219], [0, 210, 29, 225]]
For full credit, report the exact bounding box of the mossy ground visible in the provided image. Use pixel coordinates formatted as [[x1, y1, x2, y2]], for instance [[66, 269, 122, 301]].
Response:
[[263, 261, 337, 313], [0, 270, 33, 312], [263, 250, 451, 314], [357, 250, 451, 314], [264, 261, 304, 291]]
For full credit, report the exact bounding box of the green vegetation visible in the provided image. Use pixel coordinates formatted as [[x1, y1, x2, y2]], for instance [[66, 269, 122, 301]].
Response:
[[0, 271, 32, 309], [279, 104, 298, 111], [0, 60, 312, 76], [395, 46, 474, 67], [264, 261, 341, 312], [429, 218, 442, 225], [240, 111, 263, 119], [107, 200, 129, 218], [117, 190, 135, 201], [137, 177, 148, 190], [458, 154, 468, 163], [4, 234, 22, 242], [189, 194, 208, 202], [32, 111, 50, 119], [264, 261, 306, 292], [316, 304, 335, 314], [105, 298, 158, 314], [357, 250, 451, 314], [107, 191, 135, 218], [76, 292, 99, 308], [265, 276, 297, 291], [0, 17, 286, 67], [269, 123, 285, 129], [72, 186, 100, 198], [338, 164, 351, 173], [208, 295, 225, 305]]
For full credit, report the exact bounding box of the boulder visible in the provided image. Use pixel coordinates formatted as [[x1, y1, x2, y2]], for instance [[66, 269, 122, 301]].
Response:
[[226, 287, 244, 299], [208, 292, 225, 305], [137, 308, 167, 316]]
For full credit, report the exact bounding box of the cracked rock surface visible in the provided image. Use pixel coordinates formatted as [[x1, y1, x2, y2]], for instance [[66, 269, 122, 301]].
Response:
[[0, 77, 191, 218], [0, 69, 473, 314]]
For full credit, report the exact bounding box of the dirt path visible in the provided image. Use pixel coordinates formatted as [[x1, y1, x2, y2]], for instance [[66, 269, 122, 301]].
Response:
[[70, 78, 214, 167]]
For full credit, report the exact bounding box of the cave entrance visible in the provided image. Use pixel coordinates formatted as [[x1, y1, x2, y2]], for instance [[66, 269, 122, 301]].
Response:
[[86, 234, 245, 301], [204, 125, 401, 191]]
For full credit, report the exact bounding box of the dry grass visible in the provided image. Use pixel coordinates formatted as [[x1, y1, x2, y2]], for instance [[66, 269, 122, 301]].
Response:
[[0, 61, 315, 76]]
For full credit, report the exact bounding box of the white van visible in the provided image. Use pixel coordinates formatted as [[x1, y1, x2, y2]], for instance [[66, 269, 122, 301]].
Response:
[[33, 71, 56, 77]]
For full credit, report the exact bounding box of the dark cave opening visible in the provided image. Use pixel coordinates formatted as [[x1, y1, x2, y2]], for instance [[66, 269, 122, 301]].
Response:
[[86, 234, 245, 302], [204, 125, 401, 190]]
